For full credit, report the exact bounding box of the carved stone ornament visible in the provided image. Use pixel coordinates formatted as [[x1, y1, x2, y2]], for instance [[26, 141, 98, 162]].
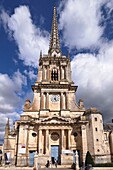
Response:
[[51, 132, 59, 141]]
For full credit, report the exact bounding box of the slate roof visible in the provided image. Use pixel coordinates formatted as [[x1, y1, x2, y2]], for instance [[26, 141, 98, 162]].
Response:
[[104, 123, 113, 131]]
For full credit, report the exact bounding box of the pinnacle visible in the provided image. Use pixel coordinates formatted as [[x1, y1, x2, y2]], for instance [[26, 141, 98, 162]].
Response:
[[48, 6, 61, 55]]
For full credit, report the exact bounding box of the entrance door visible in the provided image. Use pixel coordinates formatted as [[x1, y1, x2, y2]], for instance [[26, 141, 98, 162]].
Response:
[[29, 151, 35, 167], [51, 145, 59, 164]]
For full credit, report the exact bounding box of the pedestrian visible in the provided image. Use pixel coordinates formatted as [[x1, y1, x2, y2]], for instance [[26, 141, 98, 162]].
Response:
[[54, 159, 57, 168], [45, 160, 50, 168], [50, 160, 52, 168]]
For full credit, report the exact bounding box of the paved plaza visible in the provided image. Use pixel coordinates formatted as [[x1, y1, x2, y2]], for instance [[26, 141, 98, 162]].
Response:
[[0, 168, 71, 170]]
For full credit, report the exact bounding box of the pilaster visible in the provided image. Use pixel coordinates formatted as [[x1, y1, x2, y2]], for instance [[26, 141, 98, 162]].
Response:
[[44, 66, 47, 80], [61, 93, 65, 110], [68, 129, 71, 150], [81, 125, 88, 163], [39, 129, 43, 154], [46, 129, 49, 154], [46, 93, 49, 109], [47, 66, 49, 81], [61, 129, 65, 150], [66, 92, 69, 110], [61, 66, 64, 80], [38, 67, 42, 82], [42, 66, 45, 80], [41, 93, 45, 109]]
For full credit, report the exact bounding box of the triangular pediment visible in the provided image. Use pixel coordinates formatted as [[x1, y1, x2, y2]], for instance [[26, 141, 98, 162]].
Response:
[[40, 116, 70, 124]]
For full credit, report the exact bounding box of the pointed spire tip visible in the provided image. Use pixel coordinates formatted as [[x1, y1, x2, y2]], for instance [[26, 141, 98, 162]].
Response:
[[48, 6, 61, 55]]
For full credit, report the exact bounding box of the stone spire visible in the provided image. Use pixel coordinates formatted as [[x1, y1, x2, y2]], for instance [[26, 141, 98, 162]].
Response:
[[48, 6, 61, 56], [4, 118, 10, 137]]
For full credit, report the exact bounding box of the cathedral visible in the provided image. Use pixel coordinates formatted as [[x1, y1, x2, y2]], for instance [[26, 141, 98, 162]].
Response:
[[3, 6, 113, 167]]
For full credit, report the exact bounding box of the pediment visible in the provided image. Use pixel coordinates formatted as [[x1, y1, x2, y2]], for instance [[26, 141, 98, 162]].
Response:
[[40, 116, 70, 124]]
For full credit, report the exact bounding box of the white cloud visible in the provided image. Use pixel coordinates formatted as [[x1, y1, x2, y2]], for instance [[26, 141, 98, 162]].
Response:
[[0, 70, 27, 143], [71, 41, 113, 122], [58, 0, 113, 122], [24, 69, 37, 80], [12, 70, 27, 92], [0, 70, 26, 113], [59, 0, 107, 49], [0, 5, 49, 68]]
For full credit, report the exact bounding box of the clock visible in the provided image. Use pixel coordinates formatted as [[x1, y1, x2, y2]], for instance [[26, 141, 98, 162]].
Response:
[[51, 95, 60, 102]]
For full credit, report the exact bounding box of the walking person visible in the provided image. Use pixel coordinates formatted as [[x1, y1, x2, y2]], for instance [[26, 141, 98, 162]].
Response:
[[45, 160, 50, 168], [54, 159, 57, 168], [50, 160, 52, 168]]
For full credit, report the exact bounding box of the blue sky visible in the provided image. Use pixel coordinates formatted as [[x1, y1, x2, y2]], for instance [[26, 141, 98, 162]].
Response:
[[0, 0, 113, 143]]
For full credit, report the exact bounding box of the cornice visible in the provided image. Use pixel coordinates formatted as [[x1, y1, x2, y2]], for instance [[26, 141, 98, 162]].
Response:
[[39, 56, 69, 61], [32, 83, 78, 91]]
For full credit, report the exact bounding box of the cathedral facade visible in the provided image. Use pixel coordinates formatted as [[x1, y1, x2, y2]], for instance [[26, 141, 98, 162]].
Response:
[[3, 7, 113, 167]]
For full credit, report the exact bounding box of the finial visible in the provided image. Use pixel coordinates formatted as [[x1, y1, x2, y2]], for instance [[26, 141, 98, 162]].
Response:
[[40, 50, 42, 58], [68, 52, 70, 60], [5, 118, 10, 136], [7, 118, 9, 126], [48, 6, 61, 55]]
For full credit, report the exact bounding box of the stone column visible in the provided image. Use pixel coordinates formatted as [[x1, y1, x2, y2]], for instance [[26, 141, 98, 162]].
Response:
[[38, 67, 42, 82], [63, 93, 66, 110], [42, 66, 45, 80], [60, 93, 62, 110], [26, 125, 29, 166], [45, 66, 47, 80], [43, 93, 46, 109], [61, 66, 64, 80], [61, 129, 65, 150], [46, 129, 49, 154], [66, 65, 68, 81], [61, 93, 65, 110], [60, 66, 62, 80], [38, 129, 43, 154], [41, 93, 44, 109], [68, 129, 71, 150], [81, 125, 88, 163], [66, 92, 69, 110], [64, 66, 66, 79], [46, 93, 49, 109], [64, 93, 67, 109], [47, 66, 49, 81]]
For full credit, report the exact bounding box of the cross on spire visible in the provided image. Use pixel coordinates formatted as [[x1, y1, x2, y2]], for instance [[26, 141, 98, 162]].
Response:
[[48, 6, 61, 56]]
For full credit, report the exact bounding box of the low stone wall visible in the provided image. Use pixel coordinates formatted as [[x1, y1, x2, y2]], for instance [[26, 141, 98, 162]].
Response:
[[61, 154, 73, 165]]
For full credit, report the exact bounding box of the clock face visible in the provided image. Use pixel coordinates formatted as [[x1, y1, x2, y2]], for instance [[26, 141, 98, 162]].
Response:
[[51, 95, 60, 102]]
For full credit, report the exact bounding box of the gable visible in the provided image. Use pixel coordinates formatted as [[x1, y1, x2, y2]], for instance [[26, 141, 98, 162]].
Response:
[[40, 115, 70, 124]]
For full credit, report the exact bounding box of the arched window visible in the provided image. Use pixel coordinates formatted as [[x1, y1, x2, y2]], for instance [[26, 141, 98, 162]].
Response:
[[51, 68, 58, 81]]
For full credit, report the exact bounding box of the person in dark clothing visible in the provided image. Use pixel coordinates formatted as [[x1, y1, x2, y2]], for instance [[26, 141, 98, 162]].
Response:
[[45, 160, 50, 168], [54, 159, 57, 168]]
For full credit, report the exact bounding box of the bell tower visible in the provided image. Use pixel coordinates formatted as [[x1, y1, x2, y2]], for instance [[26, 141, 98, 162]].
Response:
[[23, 6, 83, 118]]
